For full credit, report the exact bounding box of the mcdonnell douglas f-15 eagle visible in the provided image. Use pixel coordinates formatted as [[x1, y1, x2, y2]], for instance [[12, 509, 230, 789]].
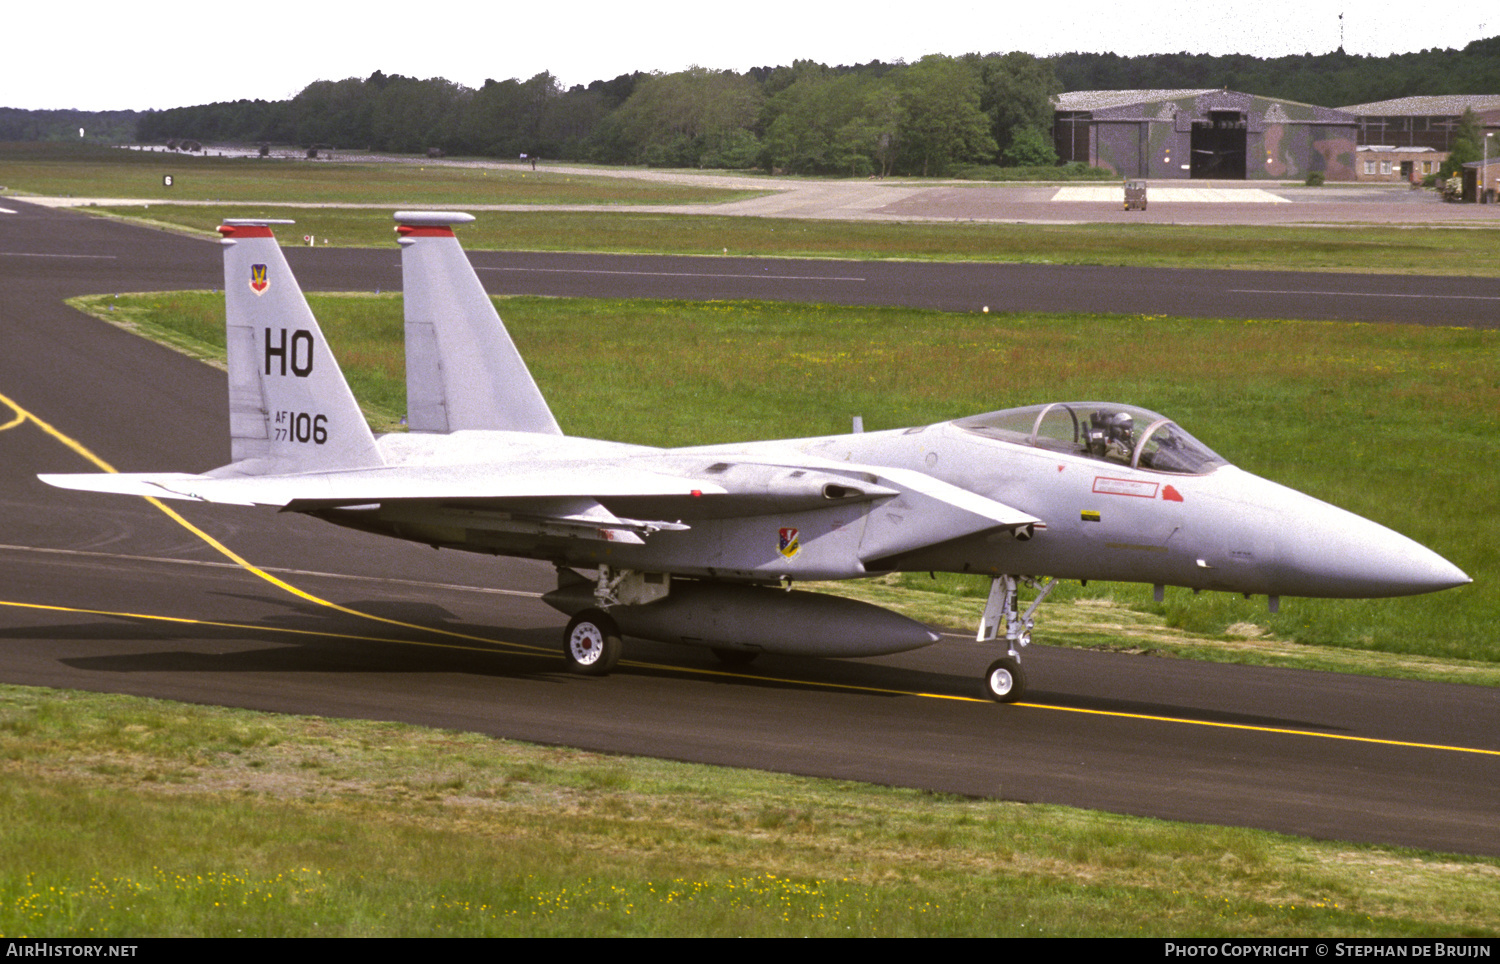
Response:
[[41, 213, 1471, 701]]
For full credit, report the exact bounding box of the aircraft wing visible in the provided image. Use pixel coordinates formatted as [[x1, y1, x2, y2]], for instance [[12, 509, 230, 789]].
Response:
[[618, 453, 1041, 558], [39, 472, 221, 500], [39, 464, 729, 508], [41, 455, 1040, 560]]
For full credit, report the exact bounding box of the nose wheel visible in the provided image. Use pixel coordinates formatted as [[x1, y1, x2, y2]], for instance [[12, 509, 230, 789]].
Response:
[[983, 657, 1027, 703]]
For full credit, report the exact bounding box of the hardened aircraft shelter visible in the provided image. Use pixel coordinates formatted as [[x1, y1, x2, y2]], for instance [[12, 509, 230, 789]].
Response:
[[1053, 89, 1357, 181]]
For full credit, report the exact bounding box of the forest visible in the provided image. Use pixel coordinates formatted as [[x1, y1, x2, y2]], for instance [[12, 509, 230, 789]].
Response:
[[12, 39, 1500, 177]]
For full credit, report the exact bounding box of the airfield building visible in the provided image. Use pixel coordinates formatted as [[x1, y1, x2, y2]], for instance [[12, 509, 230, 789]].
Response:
[[1052, 89, 1358, 180], [1354, 144, 1444, 182], [1339, 94, 1500, 150], [1338, 95, 1500, 183]]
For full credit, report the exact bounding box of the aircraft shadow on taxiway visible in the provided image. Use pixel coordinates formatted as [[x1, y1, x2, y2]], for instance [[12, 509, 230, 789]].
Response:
[[17, 595, 1347, 734]]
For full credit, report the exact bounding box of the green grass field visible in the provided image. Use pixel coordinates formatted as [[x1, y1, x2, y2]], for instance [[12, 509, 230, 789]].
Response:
[[71, 292, 1497, 675], [2, 685, 1495, 937], [84, 204, 1500, 275], [0, 141, 757, 206]]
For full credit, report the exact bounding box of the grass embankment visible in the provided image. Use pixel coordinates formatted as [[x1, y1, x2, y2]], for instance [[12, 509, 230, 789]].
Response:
[[87, 204, 1500, 275], [0, 141, 757, 206], [70, 292, 1498, 678], [2, 685, 1495, 937]]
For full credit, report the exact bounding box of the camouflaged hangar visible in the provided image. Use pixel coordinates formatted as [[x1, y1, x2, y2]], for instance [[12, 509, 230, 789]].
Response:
[[1053, 89, 1358, 180]]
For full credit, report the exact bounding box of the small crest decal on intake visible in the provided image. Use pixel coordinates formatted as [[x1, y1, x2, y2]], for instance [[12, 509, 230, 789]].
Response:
[[778, 527, 800, 559], [249, 263, 269, 295]]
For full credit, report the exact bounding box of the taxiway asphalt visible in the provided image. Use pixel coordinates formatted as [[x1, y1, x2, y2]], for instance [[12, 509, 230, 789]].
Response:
[[1, 199, 1494, 856]]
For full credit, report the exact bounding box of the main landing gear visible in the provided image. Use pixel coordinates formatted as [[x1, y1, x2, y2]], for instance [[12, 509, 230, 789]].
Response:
[[563, 609, 622, 676], [977, 574, 1056, 703], [556, 566, 668, 676]]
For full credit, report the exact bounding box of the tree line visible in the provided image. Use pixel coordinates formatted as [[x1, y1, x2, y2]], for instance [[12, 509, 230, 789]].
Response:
[[134, 55, 1059, 177], [30, 38, 1500, 176], [0, 107, 138, 143]]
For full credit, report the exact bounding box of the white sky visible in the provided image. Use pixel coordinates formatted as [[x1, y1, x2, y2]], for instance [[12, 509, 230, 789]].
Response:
[[7, 0, 1492, 111]]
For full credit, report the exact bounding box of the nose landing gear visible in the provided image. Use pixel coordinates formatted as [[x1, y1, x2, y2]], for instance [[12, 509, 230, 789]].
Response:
[[976, 574, 1056, 702]]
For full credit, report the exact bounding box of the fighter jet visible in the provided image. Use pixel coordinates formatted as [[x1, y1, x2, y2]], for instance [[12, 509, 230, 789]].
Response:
[[41, 212, 1471, 702]]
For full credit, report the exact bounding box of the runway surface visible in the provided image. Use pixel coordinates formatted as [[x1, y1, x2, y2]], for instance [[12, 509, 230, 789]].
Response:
[[448, 250, 1500, 327], [1, 199, 1494, 856]]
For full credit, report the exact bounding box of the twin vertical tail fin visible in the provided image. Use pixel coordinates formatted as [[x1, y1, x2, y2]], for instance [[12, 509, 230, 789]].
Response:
[[44, 212, 550, 501], [218, 220, 383, 475], [396, 211, 561, 435]]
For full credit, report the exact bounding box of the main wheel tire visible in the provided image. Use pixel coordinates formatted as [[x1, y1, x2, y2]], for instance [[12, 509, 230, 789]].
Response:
[[983, 657, 1027, 703], [564, 610, 622, 676], [711, 647, 759, 667]]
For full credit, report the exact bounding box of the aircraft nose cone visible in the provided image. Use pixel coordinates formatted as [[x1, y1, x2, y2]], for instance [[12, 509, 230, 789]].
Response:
[[1216, 469, 1470, 598], [1275, 492, 1471, 598], [1316, 528, 1471, 596]]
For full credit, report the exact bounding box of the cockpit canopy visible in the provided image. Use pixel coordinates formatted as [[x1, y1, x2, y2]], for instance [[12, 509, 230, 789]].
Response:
[[954, 402, 1227, 475]]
